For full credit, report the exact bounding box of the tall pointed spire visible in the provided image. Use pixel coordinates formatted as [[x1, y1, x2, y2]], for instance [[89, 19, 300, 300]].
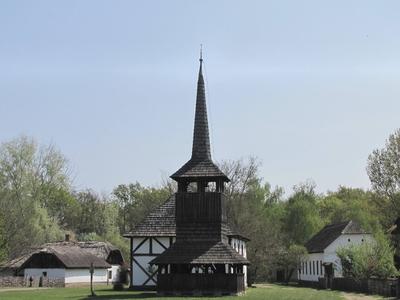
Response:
[[191, 46, 211, 161], [170, 50, 229, 182]]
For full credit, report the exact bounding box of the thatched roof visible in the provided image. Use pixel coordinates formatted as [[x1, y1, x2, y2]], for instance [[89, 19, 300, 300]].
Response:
[[123, 196, 249, 241], [20, 245, 111, 269], [305, 220, 368, 253], [0, 241, 123, 272]]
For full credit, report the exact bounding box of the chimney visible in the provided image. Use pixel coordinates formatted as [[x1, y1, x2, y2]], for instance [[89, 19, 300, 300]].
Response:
[[65, 234, 70, 242]]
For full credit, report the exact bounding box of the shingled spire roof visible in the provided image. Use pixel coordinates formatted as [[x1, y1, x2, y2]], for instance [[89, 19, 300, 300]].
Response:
[[171, 53, 229, 182]]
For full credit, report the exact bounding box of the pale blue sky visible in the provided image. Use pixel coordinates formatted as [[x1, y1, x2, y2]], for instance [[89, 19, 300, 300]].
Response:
[[1, 1, 399, 195]]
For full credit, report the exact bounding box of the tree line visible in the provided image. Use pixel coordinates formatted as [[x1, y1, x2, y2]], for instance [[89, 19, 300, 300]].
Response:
[[0, 129, 400, 282]]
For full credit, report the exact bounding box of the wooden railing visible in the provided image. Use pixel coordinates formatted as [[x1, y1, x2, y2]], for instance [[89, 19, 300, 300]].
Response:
[[157, 273, 245, 295]]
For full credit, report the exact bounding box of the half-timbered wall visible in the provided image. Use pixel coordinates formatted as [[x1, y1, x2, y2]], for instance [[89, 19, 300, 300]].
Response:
[[130, 236, 175, 288], [230, 237, 247, 287]]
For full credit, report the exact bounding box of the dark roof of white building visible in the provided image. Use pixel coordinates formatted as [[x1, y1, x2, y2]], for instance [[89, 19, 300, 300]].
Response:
[[305, 220, 368, 253]]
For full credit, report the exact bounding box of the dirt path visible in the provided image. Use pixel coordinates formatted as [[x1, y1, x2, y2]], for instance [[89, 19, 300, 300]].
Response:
[[341, 291, 382, 300]]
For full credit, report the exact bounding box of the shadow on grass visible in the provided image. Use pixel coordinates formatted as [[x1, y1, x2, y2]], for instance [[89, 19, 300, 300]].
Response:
[[81, 289, 245, 299], [81, 292, 158, 299]]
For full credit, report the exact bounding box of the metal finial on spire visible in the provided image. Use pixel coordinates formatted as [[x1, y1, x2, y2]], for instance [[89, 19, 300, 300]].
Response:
[[200, 44, 203, 63]]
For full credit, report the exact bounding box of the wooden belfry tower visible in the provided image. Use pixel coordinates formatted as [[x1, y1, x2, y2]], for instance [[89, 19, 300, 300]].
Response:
[[151, 53, 249, 295]]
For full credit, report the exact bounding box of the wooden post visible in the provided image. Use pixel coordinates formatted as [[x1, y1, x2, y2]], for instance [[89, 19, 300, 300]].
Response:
[[90, 262, 96, 297]]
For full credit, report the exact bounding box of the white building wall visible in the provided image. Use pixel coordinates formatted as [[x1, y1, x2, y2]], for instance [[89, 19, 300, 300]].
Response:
[[24, 268, 65, 279], [132, 255, 157, 286], [25, 268, 109, 284], [324, 233, 372, 277], [299, 233, 373, 282], [108, 265, 120, 283], [132, 236, 172, 287], [152, 237, 170, 254], [65, 268, 108, 284], [133, 238, 150, 254], [298, 253, 324, 282], [230, 237, 248, 287]]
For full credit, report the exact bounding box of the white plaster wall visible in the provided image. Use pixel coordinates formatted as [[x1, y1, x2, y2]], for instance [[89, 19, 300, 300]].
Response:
[[65, 269, 108, 284], [299, 233, 373, 282], [324, 233, 372, 277], [132, 255, 157, 286], [133, 238, 150, 254], [230, 237, 248, 287], [152, 237, 170, 254], [108, 265, 120, 282], [299, 253, 324, 282], [24, 268, 65, 278]]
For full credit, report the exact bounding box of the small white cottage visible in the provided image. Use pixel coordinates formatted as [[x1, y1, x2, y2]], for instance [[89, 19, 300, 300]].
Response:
[[299, 220, 372, 284], [123, 196, 249, 290], [1, 240, 124, 286]]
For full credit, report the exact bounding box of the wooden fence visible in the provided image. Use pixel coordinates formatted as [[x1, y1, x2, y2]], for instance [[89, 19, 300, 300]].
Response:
[[302, 277, 398, 298]]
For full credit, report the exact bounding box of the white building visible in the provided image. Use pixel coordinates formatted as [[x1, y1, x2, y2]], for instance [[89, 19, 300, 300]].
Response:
[[124, 196, 249, 290], [4, 240, 124, 286], [299, 220, 372, 284]]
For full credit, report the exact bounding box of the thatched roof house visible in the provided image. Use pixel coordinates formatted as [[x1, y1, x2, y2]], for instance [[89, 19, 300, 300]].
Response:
[[0, 240, 124, 285]]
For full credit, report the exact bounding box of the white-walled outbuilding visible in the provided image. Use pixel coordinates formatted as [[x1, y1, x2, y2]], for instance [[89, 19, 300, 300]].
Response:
[[299, 220, 373, 284], [3, 240, 124, 286]]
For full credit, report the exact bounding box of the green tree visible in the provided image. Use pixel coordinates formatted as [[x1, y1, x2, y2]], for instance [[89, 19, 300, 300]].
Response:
[[0, 212, 7, 262], [337, 231, 398, 280], [318, 187, 381, 231], [0, 136, 65, 258], [367, 129, 400, 218], [220, 157, 287, 282], [284, 181, 323, 245], [277, 244, 308, 284], [112, 182, 171, 233]]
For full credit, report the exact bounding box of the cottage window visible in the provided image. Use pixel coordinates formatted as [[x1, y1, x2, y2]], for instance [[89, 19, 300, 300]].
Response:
[[42, 272, 47, 277], [309, 261, 312, 275], [320, 260, 323, 275], [305, 261, 308, 274], [108, 270, 112, 279], [316, 261, 319, 275], [312, 261, 315, 275], [348, 238, 351, 242]]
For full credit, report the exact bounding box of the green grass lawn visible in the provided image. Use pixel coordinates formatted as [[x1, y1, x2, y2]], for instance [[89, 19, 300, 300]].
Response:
[[0, 284, 347, 300]]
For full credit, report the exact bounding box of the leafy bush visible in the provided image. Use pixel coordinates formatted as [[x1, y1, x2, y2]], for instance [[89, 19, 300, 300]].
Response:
[[337, 232, 398, 280]]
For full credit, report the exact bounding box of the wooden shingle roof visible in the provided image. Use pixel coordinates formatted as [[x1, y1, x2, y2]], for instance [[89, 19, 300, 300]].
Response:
[[170, 57, 229, 182], [123, 196, 249, 241], [305, 220, 368, 253], [150, 241, 249, 265], [123, 196, 176, 237]]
